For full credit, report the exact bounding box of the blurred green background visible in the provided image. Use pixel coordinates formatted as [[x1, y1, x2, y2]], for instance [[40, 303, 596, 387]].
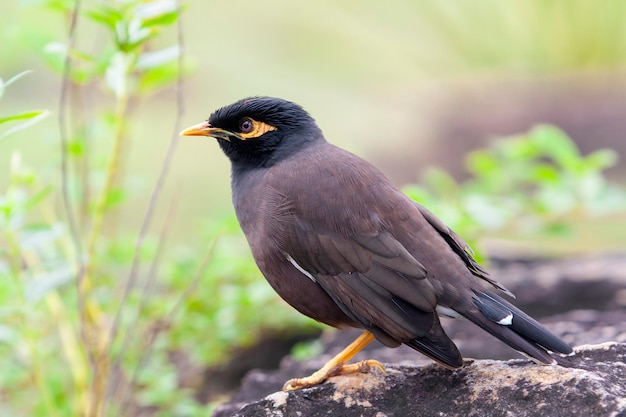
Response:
[[1, 1, 625, 416], [4, 0, 626, 229]]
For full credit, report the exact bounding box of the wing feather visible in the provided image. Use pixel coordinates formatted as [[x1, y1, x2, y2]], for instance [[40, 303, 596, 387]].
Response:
[[414, 202, 515, 297], [285, 216, 451, 352]]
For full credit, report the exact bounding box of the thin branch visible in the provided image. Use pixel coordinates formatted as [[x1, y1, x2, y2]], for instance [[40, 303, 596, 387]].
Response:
[[57, 2, 97, 411], [59, 0, 84, 296], [58, 3, 102, 417], [106, 0, 187, 352], [59, 0, 83, 260]]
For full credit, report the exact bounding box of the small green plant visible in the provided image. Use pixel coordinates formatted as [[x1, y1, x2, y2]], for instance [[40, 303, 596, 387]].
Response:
[[45, 1, 191, 415], [0, 69, 54, 417], [1, 1, 201, 416], [404, 124, 626, 258], [1, 1, 316, 416]]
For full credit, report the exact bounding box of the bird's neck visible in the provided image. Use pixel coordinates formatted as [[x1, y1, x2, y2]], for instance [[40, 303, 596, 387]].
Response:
[[230, 161, 264, 188]]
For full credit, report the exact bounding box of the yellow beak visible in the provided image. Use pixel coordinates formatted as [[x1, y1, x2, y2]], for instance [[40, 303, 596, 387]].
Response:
[[179, 121, 237, 141]]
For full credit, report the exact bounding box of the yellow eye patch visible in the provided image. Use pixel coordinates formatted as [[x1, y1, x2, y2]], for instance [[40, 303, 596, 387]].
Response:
[[239, 118, 278, 140]]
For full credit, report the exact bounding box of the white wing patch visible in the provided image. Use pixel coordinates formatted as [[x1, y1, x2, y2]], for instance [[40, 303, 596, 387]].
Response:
[[497, 313, 513, 326], [286, 254, 316, 282]]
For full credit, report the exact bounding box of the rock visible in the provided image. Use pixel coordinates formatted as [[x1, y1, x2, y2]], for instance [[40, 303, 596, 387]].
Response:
[[214, 342, 626, 417]]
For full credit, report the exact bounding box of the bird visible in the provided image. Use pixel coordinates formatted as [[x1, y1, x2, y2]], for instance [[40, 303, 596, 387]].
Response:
[[180, 96, 573, 391]]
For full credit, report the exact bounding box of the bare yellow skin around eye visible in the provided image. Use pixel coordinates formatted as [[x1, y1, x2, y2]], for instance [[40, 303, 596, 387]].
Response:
[[239, 119, 277, 140]]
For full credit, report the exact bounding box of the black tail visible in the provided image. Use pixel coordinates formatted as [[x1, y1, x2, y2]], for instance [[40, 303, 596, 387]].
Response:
[[405, 315, 464, 369], [463, 290, 572, 363]]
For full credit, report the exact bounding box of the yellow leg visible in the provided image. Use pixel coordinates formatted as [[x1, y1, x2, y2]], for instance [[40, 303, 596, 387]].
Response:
[[282, 330, 386, 391]]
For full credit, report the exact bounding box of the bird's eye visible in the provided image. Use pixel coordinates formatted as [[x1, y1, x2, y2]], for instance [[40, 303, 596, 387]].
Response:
[[239, 118, 254, 133]]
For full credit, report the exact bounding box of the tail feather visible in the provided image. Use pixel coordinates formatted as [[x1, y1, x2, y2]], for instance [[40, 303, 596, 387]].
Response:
[[462, 290, 572, 363], [404, 315, 464, 369]]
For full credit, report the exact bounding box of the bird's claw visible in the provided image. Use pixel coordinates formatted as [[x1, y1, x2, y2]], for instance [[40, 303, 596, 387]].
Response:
[[282, 359, 386, 391], [341, 359, 386, 374]]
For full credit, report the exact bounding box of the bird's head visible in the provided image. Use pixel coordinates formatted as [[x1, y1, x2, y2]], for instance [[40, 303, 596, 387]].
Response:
[[180, 97, 324, 169]]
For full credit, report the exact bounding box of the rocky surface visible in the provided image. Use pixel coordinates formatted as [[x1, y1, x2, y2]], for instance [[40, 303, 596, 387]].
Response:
[[214, 343, 626, 417]]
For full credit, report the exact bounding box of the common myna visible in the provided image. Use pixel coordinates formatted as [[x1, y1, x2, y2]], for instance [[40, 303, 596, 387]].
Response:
[[181, 97, 573, 390]]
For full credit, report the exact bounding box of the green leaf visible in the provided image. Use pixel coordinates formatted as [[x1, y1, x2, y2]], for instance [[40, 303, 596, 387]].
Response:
[[530, 164, 560, 183], [85, 5, 124, 29], [463, 194, 511, 230], [104, 187, 126, 209], [19, 223, 66, 250], [41, 0, 76, 13], [467, 150, 499, 176], [42, 41, 67, 75], [135, 0, 180, 27], [0, 70, 33, 100], [529, 124, 581, 169], [24, 186, 52, 210], [116, 19, 153, 50], [139, 62, 179, 93], [0, 110, 48, 125], [499, 135, 538, 160], [3, 70, 33, 88], [0, 110, 50, 142], [105, 52, 133, 98], [423, 167, 459, 196], [25, 265, 74, 302], [583, 149, 618, 171], [137, 46, 180, 70], [67, 139, 84, 156]]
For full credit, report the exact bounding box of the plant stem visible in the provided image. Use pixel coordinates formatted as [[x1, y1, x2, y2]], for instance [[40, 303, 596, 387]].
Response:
[[81, 93, 130, 417]]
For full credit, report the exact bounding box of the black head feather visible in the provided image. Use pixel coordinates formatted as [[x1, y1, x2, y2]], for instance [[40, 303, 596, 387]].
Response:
[[209, 97, 325, 169]]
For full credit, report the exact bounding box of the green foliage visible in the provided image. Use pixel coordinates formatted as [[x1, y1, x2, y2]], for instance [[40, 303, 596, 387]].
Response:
[[0, 72, 55, 415], [0, 154, 73, 416], [404, 125, 626, 258], [42, 0, 182, 96], [2, 1, 207, 416]]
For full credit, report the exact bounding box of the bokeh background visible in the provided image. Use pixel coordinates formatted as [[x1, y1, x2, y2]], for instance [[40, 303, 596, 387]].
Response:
[[1, 1, 625, 416], [5, 1, 626, 226]]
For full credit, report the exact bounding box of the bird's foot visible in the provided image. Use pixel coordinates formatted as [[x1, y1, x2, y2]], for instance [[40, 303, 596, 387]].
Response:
[[282, 359, 385, 391]]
